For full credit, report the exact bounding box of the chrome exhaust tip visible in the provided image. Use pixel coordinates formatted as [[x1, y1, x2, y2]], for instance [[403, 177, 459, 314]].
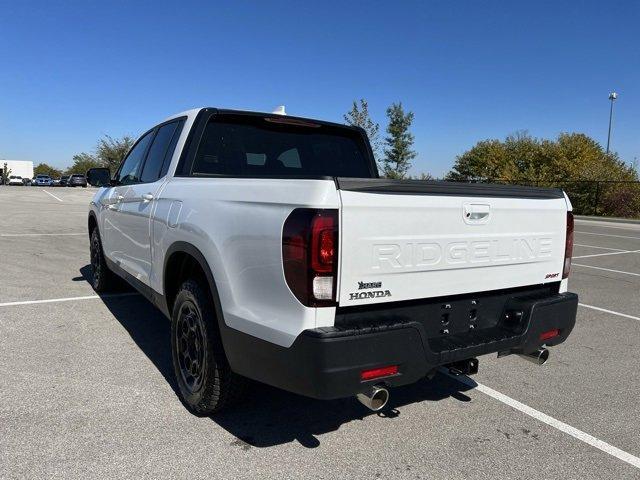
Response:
[[518, 348, 549, 365], [356, 385, 390, 411]]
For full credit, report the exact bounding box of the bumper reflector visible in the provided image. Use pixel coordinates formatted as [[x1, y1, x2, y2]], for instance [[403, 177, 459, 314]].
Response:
[[360, 365, 398, 381], [540, 329, 560, 341]]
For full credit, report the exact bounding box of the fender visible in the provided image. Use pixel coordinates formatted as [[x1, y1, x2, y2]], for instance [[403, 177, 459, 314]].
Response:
[[163, 241, 235, 343]]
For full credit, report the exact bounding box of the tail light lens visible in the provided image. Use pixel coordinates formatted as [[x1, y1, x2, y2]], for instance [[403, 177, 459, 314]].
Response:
[[282, 209, 338, 306], [563, 211, 574, 279]]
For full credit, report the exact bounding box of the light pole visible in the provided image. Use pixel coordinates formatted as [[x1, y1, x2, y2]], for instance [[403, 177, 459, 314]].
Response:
[[606, 92, 618, 154]]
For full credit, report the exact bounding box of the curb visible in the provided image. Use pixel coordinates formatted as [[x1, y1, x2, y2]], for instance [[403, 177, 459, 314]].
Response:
[[575, 215, 640, 225]]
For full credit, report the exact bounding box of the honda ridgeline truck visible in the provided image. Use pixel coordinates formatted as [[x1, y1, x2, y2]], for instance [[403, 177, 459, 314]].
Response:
[[86, 108, 578, 414]]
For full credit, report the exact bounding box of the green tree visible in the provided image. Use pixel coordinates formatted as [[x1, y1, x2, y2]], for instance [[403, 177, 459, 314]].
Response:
[[447, 131, 638, 184], [34, 163, 63, 178], [344, 99, 382, 167], [382, 102, 417, 179], [96, 135, 135, 172], [446, 131, 640, 217], [66, 153, 102, 175], [2, 163, 11, 183]]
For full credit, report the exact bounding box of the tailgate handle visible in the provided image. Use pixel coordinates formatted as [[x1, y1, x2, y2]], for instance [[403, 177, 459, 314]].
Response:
[[463, 203, 491, 223], [469, 211, 489, 220]]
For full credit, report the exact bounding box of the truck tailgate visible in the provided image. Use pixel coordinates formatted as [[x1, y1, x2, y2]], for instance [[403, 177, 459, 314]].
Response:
[[336, 178, 568, 306]]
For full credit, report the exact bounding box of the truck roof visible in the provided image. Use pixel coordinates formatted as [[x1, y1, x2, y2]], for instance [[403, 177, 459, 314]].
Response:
[[162, 107, 361, 132]]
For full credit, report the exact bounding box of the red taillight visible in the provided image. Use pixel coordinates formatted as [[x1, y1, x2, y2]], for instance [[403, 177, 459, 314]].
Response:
[[282, 209, 338, 307], [540, 329, 560, 341], [361, 365, 399, 381], [563, 211, 574, 279], [311, 215, 335, 273]]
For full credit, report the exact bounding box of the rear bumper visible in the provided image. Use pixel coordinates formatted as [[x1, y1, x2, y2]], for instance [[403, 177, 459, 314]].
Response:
[[224, 291, 578, 400]]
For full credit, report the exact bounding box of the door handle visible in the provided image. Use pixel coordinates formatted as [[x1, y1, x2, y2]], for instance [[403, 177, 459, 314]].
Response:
[[141, 193, 154, 202], [116, 195, 124, 202]]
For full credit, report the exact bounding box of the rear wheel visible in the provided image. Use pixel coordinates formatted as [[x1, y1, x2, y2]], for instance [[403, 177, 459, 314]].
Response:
[[89, 229, 116, 292], [171, 279, 245, 415]]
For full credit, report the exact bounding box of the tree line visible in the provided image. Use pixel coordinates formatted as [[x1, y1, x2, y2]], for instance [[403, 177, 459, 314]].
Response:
[[344, 99, 638, 216], [33, 135, 135, 179]]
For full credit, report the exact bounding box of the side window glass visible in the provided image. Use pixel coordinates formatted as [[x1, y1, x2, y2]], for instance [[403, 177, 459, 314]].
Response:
[[140, 120, 184, 183], [116, 132, 153, 185], [159, 119, 185, 178]]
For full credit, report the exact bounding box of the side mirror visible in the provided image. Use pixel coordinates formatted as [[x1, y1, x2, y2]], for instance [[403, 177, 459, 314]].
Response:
[[86, 168, 111, 187]]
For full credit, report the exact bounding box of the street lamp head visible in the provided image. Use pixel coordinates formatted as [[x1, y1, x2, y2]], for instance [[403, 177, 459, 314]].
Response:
[[609, 92, 618, 101]]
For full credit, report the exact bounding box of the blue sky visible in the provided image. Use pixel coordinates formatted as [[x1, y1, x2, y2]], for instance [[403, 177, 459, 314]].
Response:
[[1, 0, 638, 177]]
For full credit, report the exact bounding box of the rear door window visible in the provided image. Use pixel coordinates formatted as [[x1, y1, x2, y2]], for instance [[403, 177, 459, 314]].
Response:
[[140, 119, 185, 183]]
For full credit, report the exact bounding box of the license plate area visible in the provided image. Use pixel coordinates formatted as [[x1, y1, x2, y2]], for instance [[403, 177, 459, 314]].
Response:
[[335, 284, 559, 341]]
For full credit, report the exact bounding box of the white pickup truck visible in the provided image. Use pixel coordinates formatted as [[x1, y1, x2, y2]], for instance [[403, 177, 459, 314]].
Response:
[[86, 107, 578, 414]]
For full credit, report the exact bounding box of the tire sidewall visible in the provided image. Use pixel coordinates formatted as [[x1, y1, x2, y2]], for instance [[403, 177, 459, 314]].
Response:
[[90, 229, 106, 291], [170, 282, 214, 413]]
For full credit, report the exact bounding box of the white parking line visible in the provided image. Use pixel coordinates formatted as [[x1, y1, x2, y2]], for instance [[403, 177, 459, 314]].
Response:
[[42, 189, 63, 202], [574, 243, 628, 251], [573, 264, 640, 277], [579, 303, 640, 322], [576, 231, 640, 241], [451, 374, 640, 469], [0, 232, 85, 237], [0, 292, 139, 308], [573, 249, 640, 259]]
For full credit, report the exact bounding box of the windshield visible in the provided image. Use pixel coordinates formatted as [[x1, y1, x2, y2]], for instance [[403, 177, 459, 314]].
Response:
[[190, 114, 374, 178]]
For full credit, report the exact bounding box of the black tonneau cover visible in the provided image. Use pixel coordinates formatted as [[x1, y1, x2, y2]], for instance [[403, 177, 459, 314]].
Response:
[[335, 177, 565, 200]]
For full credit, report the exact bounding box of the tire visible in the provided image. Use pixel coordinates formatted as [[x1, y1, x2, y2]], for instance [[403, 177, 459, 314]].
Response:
[[89, 228, 116, 292], [171, 279, 245, 415]]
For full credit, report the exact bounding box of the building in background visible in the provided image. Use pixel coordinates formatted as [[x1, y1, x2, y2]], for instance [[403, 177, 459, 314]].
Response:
[[2, 160, 34, 183]]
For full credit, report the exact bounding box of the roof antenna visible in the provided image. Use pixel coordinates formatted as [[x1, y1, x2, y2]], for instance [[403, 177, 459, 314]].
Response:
[[272, 105, 287, 115]]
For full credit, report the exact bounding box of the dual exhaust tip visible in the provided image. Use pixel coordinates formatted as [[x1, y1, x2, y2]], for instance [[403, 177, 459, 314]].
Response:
[[355, 348, 549, 411], [356, 385, 390, 411], [518, 347, 549, 365]]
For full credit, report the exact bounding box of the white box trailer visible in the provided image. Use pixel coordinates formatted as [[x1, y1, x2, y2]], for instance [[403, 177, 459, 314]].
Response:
[[2, 160, 34, 182]]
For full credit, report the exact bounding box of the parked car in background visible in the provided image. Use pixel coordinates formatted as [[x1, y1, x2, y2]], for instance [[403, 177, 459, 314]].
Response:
[[34, 175, 54, 187], [53, 178, 60, 186], [59, 175, 70, 187], [67, 174, 87, 187], [8, 175, 24, 186], [22, 177, 32, 186]]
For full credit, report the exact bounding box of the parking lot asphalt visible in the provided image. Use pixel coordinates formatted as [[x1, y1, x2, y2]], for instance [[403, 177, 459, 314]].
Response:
[[1, 186, 639, 479]]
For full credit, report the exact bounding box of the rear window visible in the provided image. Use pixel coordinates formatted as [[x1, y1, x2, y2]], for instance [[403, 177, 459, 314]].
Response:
[[190, 115, 373, 178], [71, 174, 85, 178]]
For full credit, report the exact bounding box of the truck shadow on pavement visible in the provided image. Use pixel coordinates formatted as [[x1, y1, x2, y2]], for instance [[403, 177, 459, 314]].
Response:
[[82, 265, 476, 449]]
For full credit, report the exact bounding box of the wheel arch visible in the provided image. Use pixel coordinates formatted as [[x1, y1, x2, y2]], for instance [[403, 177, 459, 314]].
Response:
[[88, 211, 98, 239], [163, 242, 224, 325]]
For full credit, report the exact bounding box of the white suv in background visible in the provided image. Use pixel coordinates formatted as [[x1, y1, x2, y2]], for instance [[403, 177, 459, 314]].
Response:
[[7, 175, 24, 186]]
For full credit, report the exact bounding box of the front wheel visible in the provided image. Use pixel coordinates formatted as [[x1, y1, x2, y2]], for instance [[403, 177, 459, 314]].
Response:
[[171, 279, 245, 415], [89, 229, 116, 292]]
